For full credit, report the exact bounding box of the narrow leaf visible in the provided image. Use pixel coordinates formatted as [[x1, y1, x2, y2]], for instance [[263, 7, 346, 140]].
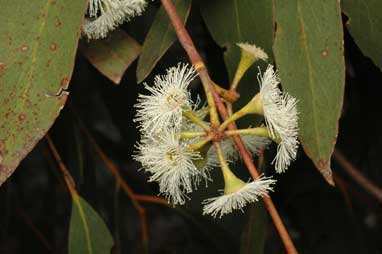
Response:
[[240, 203, 267, 254], [136, 0, 191, 83], [273, 0, 345, 184], [342, 0, 382, 69], [69, 195, 114, 254], [81, 29, 141, 84], [0, 0, 88, 185]]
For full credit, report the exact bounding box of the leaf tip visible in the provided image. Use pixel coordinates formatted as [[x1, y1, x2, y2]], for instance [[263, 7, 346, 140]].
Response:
[[315, 159, 335, 186]]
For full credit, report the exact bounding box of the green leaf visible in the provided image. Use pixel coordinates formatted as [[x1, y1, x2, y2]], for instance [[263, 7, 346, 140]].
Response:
[[273, 0, 345, 184], [0, 0, 87, 185], [80, 29, 141, 84], [200, 0, 274, 125], [69, 195, 114, 254], [240, 203, 267, 254], [136, 0, 191, 83], [342, 0, 382, 69]]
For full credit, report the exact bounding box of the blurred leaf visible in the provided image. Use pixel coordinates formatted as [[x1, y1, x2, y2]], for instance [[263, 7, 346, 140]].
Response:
[[273, 0, 345, 184], [81, 29, 141, 84], [69, 195, 114, 254], [136, 0, 191, 83], [0, 0, 87, 185], [342, 0, 382, 69], [240, 203, 267, 254], [200, 0, 274, 75], [200, 0, 274, 126]]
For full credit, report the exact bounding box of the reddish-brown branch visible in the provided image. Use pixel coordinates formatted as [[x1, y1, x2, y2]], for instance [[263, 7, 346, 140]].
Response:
[[133, 194, 170, 206], [160, 1, 297, 253], [45, 135, 76, 191], [333, 149, 382, 203]]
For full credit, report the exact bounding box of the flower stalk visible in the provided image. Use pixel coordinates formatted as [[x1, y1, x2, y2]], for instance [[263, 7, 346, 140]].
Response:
[[225, 127, 270, 138], [183, 110, 210, 131], [180, 131, 206, 139], [187, 136, 212, 151]]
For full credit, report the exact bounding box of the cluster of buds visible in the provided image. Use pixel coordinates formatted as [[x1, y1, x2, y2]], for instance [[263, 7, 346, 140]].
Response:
[[83, 0, 148, 40], [134, 43, 299, 218]]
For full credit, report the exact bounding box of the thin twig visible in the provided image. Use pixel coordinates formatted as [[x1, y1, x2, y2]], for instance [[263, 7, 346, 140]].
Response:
[[78, 124, 149, 244], [333, 149, 382, 203], [16, 208, 53, 251], [133, 194, 169, 206], [159, 1, 298, 253], [45, 135, 76, 191]]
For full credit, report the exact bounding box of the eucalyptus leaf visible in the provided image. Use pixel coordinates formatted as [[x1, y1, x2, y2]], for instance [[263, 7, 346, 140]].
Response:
[[273, 0, 345, 184], [81, 29, 141, 84], [0, 0, 88, 185], [69, 195, 114, 254], [240, 203, 267, 254], [136, 0, 191, 83], [342, 0, 382, 69]]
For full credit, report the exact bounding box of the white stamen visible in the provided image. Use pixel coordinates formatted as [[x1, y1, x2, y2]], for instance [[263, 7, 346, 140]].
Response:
[[203, 175, 276, 218], [258, 65, 299, 173]]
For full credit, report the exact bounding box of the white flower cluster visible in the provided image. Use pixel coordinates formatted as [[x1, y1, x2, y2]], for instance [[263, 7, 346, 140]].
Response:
[[134, 64, 272, 206], [134, 58, 299, 218], [134, 64, 208, 205], [83, 0, 148, 40]]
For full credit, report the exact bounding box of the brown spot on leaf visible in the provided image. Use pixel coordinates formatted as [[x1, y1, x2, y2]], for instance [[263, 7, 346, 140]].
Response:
[[50, 43, 57, 51], [0, 140, 5, 152], [321, 50, 329, 57], [0, 62, 5, 75], [18, 113, 26, 121], [0, 140, 5, 163], [55, 18, 62, 28]]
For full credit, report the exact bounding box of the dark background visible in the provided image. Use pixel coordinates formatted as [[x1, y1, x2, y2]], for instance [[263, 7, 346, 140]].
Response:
[[0, 3, 381, 254]]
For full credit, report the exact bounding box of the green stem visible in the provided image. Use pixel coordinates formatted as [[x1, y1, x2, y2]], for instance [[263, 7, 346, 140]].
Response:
[[198, 67, 220, 128], [219, 94, 262, 130], [187, 136, 212, 151], [230, 53, 255, 91], [214, 142, 245, 194], [183, 110, 210, 131], [180, 131, 206, 139], [225, 127, 270, 137]]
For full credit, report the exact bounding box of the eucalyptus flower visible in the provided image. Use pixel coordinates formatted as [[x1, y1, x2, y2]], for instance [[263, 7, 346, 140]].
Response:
[[257, 65, 299, 172], [237, 42, 269, 62], [83, 0, 147, 40], [203, 175, 276, 218], [134, 129, 204, 205], [231, 42, 269, 89], [135, 64, 198, 134]]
